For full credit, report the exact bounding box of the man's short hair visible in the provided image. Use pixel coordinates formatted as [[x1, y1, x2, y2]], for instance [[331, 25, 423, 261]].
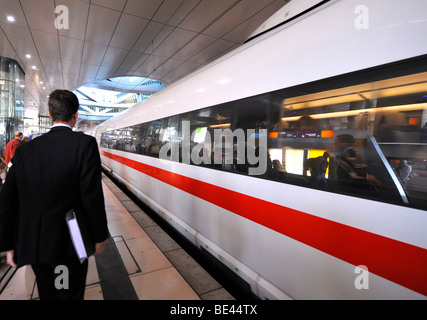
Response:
[[48, 90, 79, 122]]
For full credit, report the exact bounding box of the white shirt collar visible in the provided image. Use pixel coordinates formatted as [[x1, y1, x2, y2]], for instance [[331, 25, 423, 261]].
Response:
[[52, 123, 73, 130]]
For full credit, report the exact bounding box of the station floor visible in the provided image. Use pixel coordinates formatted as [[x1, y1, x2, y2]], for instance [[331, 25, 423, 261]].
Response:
[[0, 174, 234, 300]]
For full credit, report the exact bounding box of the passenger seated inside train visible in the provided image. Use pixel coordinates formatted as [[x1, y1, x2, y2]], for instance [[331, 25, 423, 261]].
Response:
[[272, 159, 287, 181], [394, 160, 415, 184], [304, 151, 330, 189], [331, 133, 381, 193]]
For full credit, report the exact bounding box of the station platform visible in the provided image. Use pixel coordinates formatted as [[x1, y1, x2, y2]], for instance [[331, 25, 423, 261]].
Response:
[[0, 174, 234, 300]]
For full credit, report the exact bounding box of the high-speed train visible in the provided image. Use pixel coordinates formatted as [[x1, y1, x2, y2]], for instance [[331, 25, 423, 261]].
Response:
[[90, 0, 427, 299]]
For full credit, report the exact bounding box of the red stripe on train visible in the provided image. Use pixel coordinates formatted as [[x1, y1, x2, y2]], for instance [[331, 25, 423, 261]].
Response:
[[101, 151, 427, 296]]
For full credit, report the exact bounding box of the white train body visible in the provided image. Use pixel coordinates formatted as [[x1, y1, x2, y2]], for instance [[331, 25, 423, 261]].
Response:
[[92, 0, 427, 299]]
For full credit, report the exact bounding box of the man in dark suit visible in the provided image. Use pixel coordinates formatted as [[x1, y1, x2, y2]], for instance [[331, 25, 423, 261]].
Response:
[[0, 89, 109, 300]]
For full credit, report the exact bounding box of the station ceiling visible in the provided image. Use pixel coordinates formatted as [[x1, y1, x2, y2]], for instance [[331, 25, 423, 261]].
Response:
[[0, 0, 289, 117]]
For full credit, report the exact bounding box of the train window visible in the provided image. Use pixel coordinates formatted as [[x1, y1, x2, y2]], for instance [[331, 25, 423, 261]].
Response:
[[133, 123, 149, 155], [144, 119, 165, 156], [231, 95, 279, 175], [179, 104, 233, 168], [158, 116, 180, 162], [272, 71, 427, 209], [177, 96, 279, 173], [100, 131, 115, 149], [181, 105, 232, 135], [111, 127, 132, 151], [122, 125, 139, 153]]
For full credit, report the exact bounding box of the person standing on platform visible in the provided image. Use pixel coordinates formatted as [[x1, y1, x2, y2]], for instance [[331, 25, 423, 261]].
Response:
[[0, 89, 109, 300], [3, 131, 23, 166]]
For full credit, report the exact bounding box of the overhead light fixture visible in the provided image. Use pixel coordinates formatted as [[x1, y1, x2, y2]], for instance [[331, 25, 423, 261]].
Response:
[[7, 16, 15, 22], [26, 54, 31, 59], [32, 66, 37, 70], [281, 102, 427, 122], [209, 123, 231, 128]]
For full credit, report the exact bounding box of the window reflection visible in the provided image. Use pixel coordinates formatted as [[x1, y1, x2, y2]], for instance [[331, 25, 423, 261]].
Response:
[[276, 71, 427, 208], [100, 71, 427, 210]]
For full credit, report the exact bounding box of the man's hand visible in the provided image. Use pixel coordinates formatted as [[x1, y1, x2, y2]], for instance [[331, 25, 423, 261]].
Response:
[[93, 239, 108, 256], [6, 250, 16, 268]]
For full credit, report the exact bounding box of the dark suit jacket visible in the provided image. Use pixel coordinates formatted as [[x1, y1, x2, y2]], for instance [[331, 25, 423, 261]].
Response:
[[0, 126, 109, 266]]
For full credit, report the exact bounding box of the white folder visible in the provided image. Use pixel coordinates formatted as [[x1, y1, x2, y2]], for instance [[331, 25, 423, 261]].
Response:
[[65, 210, 89, 263]]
